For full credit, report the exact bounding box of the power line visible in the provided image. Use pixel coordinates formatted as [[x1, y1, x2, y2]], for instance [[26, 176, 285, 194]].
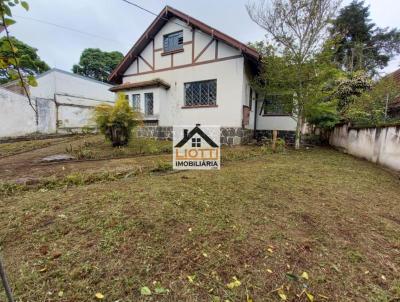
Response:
[[120, 0, 159, 18], [119, 0, 223, 43], [119, 0, 194, 31], [13, 15, 121, 44]]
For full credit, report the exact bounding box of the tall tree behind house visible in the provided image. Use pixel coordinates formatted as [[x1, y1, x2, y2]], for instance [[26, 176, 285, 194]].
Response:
[[330, 0, 400, 75]]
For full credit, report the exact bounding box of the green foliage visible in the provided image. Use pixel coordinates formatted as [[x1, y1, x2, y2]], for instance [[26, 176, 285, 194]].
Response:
[[0, 36, 49, 83], [260, 138, 286, 154], [335, 71, 372, 112], [306, 101, 340, 129], [252, 39, 343, 131], [247, 40, 275, 57], [343, 76, 400, 127], [93, 93, 142, 147], [73, 48, 123, 83], [0, 0, 46, 99], [330, 0, 400, 74]]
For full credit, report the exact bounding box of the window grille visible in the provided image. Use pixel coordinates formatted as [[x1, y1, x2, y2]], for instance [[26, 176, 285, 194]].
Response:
[[262, 94, 292, 115], [144, 93, 153, 116], [184, 80, 217, 107], [132, 94, 140, 111]]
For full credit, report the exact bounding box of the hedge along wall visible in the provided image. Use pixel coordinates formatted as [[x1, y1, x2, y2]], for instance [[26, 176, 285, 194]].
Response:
[[330, 124, 400, 171]]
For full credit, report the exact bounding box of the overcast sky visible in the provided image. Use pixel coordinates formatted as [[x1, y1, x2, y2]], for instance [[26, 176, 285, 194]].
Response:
[[5, 0, 400, 75]]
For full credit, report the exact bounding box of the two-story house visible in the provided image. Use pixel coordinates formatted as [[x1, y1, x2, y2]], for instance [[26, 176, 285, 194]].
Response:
[[109, 6, 297, 144]]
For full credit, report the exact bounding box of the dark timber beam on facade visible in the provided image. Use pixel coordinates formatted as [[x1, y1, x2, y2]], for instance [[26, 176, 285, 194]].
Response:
[[108, 5, 260, 83]]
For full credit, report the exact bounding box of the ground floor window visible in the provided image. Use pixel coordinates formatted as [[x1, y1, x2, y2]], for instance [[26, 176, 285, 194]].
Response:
[[262, 94, 293, 115], [184, 79, 217, 107], [132, 94, 140, 111], [144, 93, 154, 116]]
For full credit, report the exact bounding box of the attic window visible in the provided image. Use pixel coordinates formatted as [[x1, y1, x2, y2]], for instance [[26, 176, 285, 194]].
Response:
[[163, 31, 183, 53]]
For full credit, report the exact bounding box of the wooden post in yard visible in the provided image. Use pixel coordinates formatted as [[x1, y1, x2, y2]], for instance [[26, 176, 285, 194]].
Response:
[[272, 130, 278, 152]]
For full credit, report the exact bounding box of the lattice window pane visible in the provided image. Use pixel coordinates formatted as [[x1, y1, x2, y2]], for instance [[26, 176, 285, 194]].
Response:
[[132, 94, 140, 111], [144, 93, 153, 116], [184, 80, 217, 107]]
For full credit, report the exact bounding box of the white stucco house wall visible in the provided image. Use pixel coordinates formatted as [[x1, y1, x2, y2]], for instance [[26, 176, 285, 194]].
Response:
[[109, 6, 297, 144], [0, 69, 115, 138]]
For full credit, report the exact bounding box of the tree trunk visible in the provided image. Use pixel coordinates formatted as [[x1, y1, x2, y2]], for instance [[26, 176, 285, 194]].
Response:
[[106, 125, 129, 147], [295, 113, 303, 150]]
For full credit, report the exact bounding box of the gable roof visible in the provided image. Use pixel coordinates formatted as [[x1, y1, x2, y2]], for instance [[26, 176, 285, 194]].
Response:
[[109, 6, 260, 83], [174, 126, 218, 148]]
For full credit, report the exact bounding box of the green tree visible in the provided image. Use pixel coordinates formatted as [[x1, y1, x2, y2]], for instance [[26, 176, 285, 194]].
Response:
[[0, 0, 39, 119], [335, 71, 372, 112], [0, 36, 49, 83], [247, 0, 341, 148], [344, 76, 400, 126], [73, 48, 123, 83], [330, 0, 400, 74], [251, 40, 342, 130]]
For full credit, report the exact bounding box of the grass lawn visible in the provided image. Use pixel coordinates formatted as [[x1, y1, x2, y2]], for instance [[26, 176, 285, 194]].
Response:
[[64, 135, 172, 160], [0, 147, 399, 301], [0, 137, 72, 157]]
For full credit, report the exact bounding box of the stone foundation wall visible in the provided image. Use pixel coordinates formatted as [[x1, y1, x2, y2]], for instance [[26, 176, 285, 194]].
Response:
[[135, 126, 253, 145], [255, 130, 296, 144], [220, 128, 253, 145]]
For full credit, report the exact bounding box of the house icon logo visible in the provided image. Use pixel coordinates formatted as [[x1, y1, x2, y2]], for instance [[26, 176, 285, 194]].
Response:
[[173, 125, 220, 170]]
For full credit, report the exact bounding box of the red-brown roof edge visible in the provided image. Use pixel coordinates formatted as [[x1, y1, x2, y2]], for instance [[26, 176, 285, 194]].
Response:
[[109, 79, 170, 92], [108, 5, 260, 83]]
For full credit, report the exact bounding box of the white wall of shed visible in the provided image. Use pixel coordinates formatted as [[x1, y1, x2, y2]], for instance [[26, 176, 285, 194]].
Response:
[[31, 69, 115, 102]]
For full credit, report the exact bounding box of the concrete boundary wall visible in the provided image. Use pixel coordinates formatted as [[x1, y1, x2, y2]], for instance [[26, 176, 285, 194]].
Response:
[[330, 124, 400, 171], [0, 88, 113, 139], [0, 88, 38, 138]]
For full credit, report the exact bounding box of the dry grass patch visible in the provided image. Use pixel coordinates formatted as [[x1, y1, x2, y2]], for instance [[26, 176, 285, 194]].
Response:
[[0, 137, 71, 157], [65, 136, 171, 160], [0, 148, 399, 301]]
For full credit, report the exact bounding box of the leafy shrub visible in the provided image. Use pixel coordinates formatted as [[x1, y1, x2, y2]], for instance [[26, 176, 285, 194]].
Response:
[[261, 138, 286, 153], [93, 93, 142, 147]]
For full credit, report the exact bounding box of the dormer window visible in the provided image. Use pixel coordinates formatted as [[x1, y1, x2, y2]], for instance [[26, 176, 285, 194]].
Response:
[[163, 30, 183, 53]]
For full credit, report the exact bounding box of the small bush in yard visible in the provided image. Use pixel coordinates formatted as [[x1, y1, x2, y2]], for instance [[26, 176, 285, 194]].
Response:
[[94, 93, 142, 147], [261, 138, 286, 154]]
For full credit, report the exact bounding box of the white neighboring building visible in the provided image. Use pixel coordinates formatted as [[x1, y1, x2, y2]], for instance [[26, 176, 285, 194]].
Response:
[[109, 6, 297, 144], [0, 68, 115, 138]]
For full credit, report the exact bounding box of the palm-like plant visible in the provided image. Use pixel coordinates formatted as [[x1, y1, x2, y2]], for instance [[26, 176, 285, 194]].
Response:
[[93, 93, 142, 147]]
